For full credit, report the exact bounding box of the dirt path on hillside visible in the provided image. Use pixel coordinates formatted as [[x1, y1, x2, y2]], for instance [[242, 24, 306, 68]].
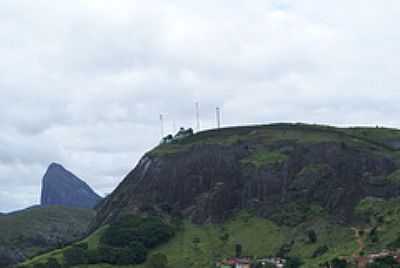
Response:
[[352, 227, 369, 268], [351, 227, 365, 257]]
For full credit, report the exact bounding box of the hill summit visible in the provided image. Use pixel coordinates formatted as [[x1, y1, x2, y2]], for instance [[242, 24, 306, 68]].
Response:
[[41, 163, 101, 209], [95, 124, 400, 226]]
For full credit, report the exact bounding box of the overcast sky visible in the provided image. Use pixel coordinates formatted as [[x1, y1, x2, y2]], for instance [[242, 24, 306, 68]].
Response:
[[1, 0, 400, 212]]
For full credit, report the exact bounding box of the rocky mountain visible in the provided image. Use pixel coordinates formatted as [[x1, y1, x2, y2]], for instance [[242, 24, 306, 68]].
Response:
[[95, 124, 400, 226], [0, 206, 95, 267], [41, 163, 101, 209], [25, 124, 400, 268]]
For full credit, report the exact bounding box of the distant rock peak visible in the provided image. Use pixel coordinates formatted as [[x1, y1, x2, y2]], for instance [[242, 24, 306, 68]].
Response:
[[41, 163, 101, 209]]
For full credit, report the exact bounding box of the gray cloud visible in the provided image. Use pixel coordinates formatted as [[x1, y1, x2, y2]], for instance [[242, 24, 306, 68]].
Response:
[[0, 0, 400, 212]]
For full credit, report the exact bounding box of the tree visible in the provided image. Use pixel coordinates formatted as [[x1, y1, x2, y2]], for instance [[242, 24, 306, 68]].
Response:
[[368, 256, 400, 268], [284, 257, 303, 268], [32, 263, 46, 268], [63, 245, 88, 267], [307, 230, 317, 243], [147, 253, 168, 268], [235, 243, 243, 257], [331, 258, 348, 268], [312, 245, 329, 258], [98, 242, 147, 265], [46, 258, 61, 268]]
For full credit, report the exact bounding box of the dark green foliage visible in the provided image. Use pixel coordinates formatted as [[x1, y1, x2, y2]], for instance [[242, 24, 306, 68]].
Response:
[[284, 256, 303, 268], [331, 258, 348, 268], [100, 216, 174, 249], [98, 243, 147, 265], [63, 245, 88, 267], [368, 256, 400, 268], [87, 249, 101, 264], [277, 241, 294, 258], [136, 219, 175, 248], [75, 242, 88, 250], [32, 263, 46, 268], [307, 230, 317, 243], [388, 234, 400, 249], [220, 232, 230, 243], [46, 258, 61, 268], [369, 227, 379, 243], [32, 264, 45, 268], [146, 253, 168, 268], [312, 245, 329, 258], [94, 216, 174, 265], [192, 237, 201, 244], [235, 243, 242, 257]]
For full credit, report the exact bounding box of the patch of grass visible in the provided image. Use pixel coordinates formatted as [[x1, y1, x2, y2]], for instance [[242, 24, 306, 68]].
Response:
[[355, 198, 400, 253], [241, 150, 288, 168], [290, 219, 358, 267]]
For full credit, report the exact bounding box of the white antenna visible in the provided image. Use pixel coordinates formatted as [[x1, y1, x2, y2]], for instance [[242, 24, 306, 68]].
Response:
[[195, 102, 200, 131], [172, 120, 176, 133], [160, 114, 164, 137], [216, 107, 221, 129]]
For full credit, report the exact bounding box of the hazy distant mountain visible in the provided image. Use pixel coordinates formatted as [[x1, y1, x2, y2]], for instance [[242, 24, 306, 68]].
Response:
[[41, 163, 101, 209]]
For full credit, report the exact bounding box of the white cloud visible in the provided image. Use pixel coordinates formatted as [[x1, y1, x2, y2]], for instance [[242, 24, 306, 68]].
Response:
[[0, 0, 400, 211]]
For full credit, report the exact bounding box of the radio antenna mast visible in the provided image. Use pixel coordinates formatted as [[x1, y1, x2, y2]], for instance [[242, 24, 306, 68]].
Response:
[[216, 107, 221, 129], [195, 102, 200, 131], [160, 114, 164, 137]]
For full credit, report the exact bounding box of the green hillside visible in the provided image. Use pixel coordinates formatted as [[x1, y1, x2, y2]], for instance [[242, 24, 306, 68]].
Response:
[[22, 210, 365, 268], [0, 206, 95, 267]]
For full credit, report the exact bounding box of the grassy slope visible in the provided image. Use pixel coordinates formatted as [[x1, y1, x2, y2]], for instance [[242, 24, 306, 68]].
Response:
[[22, 225, 107, 265], [355, 197, 400, 253], [0, 206, 95, 258], [24, 212, 361, 268]]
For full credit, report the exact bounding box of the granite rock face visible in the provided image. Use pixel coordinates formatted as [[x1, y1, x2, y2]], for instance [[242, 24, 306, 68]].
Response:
[[41, 163, 101, 209], [94, 124, 400, 227]]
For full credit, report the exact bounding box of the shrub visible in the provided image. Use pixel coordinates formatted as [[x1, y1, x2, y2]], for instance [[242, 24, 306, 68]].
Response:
[[33, 263, 47, 268], [63, 245, 88, 267], [87, 249, 101, 264], [46, 258, 61, 268], [307, 230, 317, 243], [98, 243, 147, 265], [284, 257, 303, 268], [331, 258, 348, 268], [146, 253, 168, 268], [312, 245, 329, 258], [100, 216, 174, 249], [97, 216, 174, 265]]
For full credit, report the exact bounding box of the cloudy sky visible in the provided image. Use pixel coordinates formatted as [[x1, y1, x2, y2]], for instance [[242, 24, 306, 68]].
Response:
[[1, 0, 400, 212]]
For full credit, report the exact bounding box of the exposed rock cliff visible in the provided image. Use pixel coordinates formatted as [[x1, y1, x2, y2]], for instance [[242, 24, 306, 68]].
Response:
[[41, 163, 101, 209], [95, 124, 400, 226]]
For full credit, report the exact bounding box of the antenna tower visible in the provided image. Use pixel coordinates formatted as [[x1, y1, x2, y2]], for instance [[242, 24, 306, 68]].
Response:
[[160, 114, 164, 137], [195, 102, 200, 131], [216, 107, 221, 129]]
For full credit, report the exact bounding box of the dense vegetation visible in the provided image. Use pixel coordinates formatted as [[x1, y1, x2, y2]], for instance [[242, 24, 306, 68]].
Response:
[[20, 216, 175, 268]]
